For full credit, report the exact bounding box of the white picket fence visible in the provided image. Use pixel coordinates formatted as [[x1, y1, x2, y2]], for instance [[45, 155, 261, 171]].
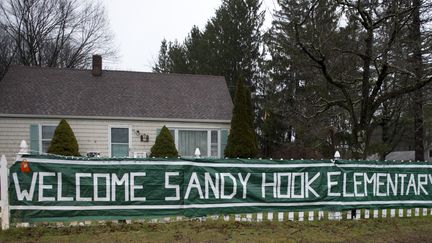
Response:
[[1, 141, 431, 230], [1, 154, 8, 230], [9, 208, 432, 229]]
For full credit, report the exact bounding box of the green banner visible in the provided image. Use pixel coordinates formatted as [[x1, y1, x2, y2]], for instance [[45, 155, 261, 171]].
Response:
[[9, 155, 432, 222]]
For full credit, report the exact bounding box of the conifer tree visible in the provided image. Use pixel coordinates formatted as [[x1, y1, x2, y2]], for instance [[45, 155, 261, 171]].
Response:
[[153, 0, 264, 97], [224, 80, 258, 158], [244, 85, 258, 150], [152, 39, 170, 73], [47, 119, 80, 156], [150, 125, 179, 158]]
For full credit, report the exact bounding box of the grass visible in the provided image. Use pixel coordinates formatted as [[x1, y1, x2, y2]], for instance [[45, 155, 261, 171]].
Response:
[[1, 216, 432, 242]]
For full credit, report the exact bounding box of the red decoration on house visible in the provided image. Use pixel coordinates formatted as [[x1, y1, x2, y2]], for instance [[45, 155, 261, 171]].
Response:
[[20, 160, 31, 173]]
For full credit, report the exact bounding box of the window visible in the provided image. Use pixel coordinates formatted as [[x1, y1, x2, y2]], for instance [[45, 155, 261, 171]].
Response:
[[210, 130, 218, 157], [178, 130, 208, 157], [111, 127, 129, 157], [155, 128, 226, 158], [160, 129, 220, 158], [41, 125, 56, 153], [429, 149, 432, 158]]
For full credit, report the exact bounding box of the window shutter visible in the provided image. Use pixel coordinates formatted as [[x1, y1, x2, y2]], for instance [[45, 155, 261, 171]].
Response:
[[29, 125, 40, 154], [221, 129, 228, 158]]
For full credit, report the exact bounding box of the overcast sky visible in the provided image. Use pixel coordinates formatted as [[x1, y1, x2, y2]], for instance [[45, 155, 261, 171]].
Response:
[[104, 0, 277, 72]]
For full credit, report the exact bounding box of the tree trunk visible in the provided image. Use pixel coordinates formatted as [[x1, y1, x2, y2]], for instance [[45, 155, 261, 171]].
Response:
[[380, 120, 389, 161], [351, 126, 369, 160], [412, 0, 424, 161]]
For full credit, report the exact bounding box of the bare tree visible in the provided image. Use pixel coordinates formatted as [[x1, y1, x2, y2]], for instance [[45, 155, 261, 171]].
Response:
[[271, 0, 432, 159], [0, 27, 15, 80], [0, 0, 116, 73]]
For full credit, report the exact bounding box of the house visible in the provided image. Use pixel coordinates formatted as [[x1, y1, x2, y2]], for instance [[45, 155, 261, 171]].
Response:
[[0, 55, 233, 162]]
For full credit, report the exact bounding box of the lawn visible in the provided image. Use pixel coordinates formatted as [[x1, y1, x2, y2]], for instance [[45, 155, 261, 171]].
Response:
[[1, 217, 432, 242]]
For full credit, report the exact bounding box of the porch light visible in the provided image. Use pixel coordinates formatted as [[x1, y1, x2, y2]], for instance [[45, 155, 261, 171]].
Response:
[[140, 134, 149, 142]]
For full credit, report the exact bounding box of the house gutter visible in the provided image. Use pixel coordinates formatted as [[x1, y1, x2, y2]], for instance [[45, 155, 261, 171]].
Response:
[[0, 114, 231, 124]]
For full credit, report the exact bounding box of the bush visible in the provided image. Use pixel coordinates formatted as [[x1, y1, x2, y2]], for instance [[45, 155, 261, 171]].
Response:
[[150, 125, 179, 157], [47, 119, 80, 156], [224, 80, 258, 158]]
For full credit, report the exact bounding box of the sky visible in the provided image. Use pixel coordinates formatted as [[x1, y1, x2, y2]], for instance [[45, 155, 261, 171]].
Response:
[[103, 0, 277, 72]]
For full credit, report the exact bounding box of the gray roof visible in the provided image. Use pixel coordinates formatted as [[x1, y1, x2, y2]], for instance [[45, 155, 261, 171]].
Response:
[[0, 65, 233, 120]]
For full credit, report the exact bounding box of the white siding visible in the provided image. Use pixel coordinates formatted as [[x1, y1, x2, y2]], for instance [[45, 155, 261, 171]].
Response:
[[0, 117, 230, 163]]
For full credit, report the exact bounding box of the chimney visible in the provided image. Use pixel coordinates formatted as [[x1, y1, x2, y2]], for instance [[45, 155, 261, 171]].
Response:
[[92, 55, 102, 76]]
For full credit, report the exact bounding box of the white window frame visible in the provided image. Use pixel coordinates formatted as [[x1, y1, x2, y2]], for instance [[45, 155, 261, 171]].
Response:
[[208, 130, 220, 158], [108, 125, 132, 157], [39, 124, 57, 153], [166, 127, 222, 158]]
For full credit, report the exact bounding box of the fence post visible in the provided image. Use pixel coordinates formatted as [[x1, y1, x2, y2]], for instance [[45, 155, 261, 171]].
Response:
[[194, 148, 201, 158], [16, 140, 29, 162], [333, 151, 341, 161], [328, 151, 341, 220], [1, 155, 9, 230]]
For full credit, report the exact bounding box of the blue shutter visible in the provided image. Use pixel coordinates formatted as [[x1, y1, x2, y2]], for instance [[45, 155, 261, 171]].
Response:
[[29, 125, 40, 155], [221, 129, 228, 158]]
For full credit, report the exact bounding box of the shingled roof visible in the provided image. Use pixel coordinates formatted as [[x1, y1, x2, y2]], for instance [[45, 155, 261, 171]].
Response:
[[0, 65, 233, 121]]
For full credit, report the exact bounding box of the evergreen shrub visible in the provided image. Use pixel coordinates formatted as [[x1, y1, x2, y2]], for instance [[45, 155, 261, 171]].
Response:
[[47, 119, 80, 156], [150, 125, 179, 157], [224, 80, 258, 158]]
